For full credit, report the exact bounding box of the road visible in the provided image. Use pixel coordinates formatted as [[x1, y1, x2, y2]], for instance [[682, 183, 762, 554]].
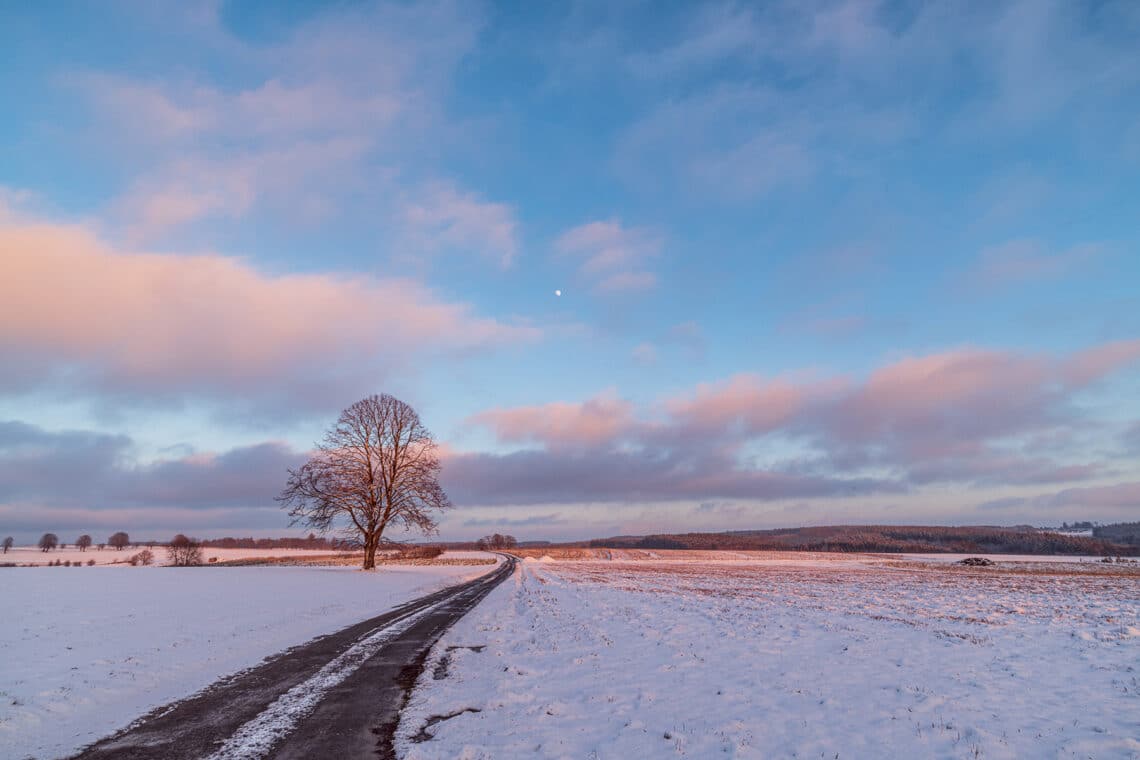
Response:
[[72, 556, 516, 760]]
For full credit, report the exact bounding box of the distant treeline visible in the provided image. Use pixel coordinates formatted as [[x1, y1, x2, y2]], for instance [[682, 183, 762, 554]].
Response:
[[1093, 522, 1140, 547], [434, 539, 552, 550], [199, 535, 356, 550], [579, 524, 1138, 556]]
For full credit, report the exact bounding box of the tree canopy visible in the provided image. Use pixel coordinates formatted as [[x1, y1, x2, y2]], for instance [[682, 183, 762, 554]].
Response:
[[278, 394, 452, 570]]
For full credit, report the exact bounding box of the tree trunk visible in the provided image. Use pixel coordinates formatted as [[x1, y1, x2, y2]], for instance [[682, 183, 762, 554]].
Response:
[[362, 532, 378, 570]]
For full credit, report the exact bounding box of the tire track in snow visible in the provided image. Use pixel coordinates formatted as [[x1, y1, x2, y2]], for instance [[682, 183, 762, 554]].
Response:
[[205, 599, 441, 760], [73, 556, 515, 760]]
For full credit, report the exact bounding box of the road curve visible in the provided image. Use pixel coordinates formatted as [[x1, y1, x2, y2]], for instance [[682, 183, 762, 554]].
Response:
[[72, 556, 516, 760]]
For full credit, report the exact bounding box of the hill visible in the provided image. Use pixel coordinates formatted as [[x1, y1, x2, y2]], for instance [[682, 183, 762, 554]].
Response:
[[577, 524, 1136, 555]]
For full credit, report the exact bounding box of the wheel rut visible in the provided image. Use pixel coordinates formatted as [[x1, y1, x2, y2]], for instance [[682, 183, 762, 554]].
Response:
[[72, 556, 515, 760]]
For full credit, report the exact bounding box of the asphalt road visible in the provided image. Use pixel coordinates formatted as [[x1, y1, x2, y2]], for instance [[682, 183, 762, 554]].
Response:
[[72, 556, 515, 760]]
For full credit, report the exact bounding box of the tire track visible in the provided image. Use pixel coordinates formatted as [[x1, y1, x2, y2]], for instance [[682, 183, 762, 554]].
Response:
[[72, 557, 515, 760]]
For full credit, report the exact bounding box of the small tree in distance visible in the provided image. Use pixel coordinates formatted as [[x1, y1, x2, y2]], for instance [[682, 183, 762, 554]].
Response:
[[109, 532, 130, 551], [167, 535, 203, 566], [131, 549, 155, 566], [2, 536, 12, 553], [76, 535, 92, 552], [39, 533, 59, 552], [476, 534, 518, 550], [278, 394, 452, 570]]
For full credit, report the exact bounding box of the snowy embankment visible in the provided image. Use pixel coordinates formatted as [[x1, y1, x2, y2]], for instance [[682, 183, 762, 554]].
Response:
[[399, 554, 1139, 759], [0, 555, 499, 759]]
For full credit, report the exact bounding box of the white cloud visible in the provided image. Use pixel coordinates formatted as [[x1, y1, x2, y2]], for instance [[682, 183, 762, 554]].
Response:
[[400, 181, 520, 268], [554, 219, 662, 294]]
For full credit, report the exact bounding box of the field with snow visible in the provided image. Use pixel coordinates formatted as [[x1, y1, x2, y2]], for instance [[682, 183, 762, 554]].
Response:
[[0, 554, 499, 759], [1, 545, 354, 567], [399, 553, 1140, 759]]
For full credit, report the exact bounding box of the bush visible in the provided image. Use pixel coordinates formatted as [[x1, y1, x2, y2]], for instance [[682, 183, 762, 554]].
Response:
[[130, 549, 154, 566], [167, 535, 203, 567], [87, 559, 95, 566], [395, 545, 444, 560]]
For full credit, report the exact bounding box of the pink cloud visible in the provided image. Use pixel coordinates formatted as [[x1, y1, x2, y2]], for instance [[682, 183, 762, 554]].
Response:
[[665, 374, 810, 436], [469, 392, 637, 449], [1062, 339, 1140, 387], [554, 219, 662, 294], [458, 340, 1139, 503], [829, 349, 1055, 444], [0, 210, 538, 408]]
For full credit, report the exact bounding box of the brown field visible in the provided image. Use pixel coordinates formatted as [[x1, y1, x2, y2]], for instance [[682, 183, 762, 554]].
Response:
[[509, 546, 1140, 579], [211, 553, 496, 567], [511, 547, 865, 561]]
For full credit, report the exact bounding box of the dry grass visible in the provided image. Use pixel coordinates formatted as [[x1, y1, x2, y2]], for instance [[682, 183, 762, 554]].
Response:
[[211, 553, 495, 568], [512, 547, 1140, 581], [539, 556, 1140, 636], [515, 547, 897, 563]]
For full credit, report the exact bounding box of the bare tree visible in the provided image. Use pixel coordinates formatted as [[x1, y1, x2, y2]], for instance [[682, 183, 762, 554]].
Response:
[[38, 533, 58, 552], [2, 536, 12, 553], [76, 535, 92, 552], [109, 532, 130, 551], [478, 534, 518, 550], [166, 535, 203, 567], [278, 394, 452, 570]]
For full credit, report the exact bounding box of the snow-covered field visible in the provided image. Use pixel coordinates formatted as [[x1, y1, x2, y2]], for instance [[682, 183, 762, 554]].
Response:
[[399, 554, 1140, 759], [897, 552, 1117, 564], [0, 555, 499, 759], [1, 545, 351, 567]]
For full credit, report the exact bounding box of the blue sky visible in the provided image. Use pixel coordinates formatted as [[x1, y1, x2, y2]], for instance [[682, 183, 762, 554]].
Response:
[[1, 0, 1138, 543]]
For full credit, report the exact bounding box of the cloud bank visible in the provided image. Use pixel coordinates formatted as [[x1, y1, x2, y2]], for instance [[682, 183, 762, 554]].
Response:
[[0, 205, 539, 413]]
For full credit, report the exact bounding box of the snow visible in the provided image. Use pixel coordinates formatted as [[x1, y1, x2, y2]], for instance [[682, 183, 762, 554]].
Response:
[[398, 555, 1140, 759], [0, 555, 499, 759], [897, 552, 1115, 564], [2, 545, 357, 567], [207, 599, 444, 760]]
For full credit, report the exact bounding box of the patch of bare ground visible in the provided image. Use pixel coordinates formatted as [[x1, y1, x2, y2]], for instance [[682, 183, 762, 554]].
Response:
[[408, 707, 483, 744]]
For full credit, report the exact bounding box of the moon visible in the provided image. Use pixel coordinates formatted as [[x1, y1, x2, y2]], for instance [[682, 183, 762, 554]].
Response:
[[555, 289, 562, 297]]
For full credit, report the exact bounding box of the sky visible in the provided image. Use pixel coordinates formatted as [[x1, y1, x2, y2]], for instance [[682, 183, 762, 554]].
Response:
[[1, 0, 1139, 545]]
